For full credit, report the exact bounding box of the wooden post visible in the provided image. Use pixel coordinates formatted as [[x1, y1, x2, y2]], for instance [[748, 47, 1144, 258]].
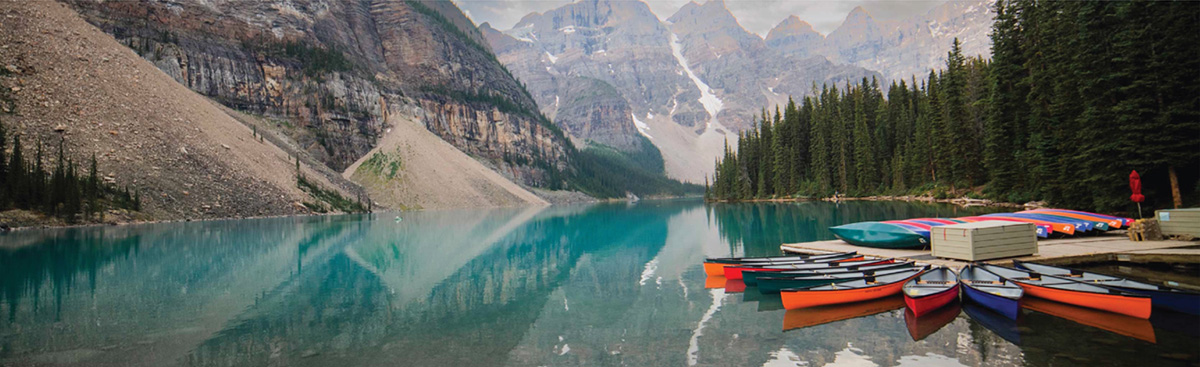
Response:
[[1169, 165, 1182, 209]]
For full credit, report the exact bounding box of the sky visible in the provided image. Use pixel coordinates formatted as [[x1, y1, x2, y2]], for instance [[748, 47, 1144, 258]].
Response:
[[454, 0, 947, 36]]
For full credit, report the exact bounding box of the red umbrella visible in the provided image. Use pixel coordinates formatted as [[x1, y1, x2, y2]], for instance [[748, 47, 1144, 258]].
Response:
[[1130, 170, 1144, 203], [1130, 170, 1144, 218]]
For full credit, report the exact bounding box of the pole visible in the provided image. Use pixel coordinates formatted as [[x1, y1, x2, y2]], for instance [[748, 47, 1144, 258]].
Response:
[[1136, 202, 1142, 219]]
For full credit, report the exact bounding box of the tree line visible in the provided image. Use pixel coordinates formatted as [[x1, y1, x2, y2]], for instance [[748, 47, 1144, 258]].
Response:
[[0, 119, 141, 223], [707, 0, 1199, 212]]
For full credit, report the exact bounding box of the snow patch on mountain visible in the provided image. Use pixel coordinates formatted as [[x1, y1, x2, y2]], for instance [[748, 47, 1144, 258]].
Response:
[[632, 113, 653, 140], [669, 32, 723, 130]]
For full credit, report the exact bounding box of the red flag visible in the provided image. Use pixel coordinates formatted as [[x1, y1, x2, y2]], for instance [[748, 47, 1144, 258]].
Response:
[[1130, 170, 1144, 203]]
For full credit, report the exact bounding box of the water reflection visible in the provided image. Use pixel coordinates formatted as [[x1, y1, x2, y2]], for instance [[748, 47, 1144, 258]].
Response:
[[0, 200, 1195, 366]]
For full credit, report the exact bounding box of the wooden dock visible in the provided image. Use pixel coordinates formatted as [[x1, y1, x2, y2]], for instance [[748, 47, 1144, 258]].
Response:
[[781, 234, 1199, 269]]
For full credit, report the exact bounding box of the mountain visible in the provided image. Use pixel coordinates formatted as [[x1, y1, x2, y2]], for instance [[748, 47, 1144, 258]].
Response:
[[764, 16, 823, 59], [767, 0, 995, 82], [50, 0, 589, 211], [0, 0, 367, 220], [487, 0, 878, 183]]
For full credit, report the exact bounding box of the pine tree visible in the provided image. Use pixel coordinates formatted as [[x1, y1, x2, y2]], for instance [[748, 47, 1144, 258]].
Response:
[[984, 0, 1027, 197]]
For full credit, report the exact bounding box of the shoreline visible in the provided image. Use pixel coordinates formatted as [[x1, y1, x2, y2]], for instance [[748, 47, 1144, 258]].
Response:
[[707, 195, 1035, 208], [3, 194, 1003, 233], [0, 194, 704, 232]]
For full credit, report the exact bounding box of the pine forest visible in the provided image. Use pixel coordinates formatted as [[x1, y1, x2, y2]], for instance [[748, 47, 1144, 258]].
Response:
[[706, 0, 1200, 213]]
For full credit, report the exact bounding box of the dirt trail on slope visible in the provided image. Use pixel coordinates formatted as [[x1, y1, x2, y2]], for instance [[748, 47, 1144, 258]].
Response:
[[0, 1, 349, 219], [344, 109, 548, 210]]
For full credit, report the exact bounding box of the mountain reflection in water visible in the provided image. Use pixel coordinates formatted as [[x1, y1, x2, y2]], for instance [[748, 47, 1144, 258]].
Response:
[[1, 200, 1196, 366]]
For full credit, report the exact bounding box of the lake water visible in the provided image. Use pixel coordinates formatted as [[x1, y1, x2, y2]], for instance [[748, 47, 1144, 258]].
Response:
[[1, 200, 1197, 366]]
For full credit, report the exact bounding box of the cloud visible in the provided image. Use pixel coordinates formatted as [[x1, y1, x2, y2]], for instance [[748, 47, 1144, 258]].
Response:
[[454, 0, 945, 35]]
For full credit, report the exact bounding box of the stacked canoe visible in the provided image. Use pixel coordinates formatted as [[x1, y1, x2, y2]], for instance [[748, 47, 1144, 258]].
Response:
[[828, 209, 1132, 249], [701, 254, 1199, 335]]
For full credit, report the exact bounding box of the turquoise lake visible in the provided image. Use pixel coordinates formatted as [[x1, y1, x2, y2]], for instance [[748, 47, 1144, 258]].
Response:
[[1, 200, 1197, 366]]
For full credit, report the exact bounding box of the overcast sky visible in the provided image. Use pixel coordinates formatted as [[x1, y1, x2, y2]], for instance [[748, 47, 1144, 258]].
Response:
[[455, 0, 947, 36]]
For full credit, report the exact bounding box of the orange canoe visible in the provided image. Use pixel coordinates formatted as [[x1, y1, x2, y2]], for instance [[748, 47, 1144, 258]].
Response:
[[980, 264, 1152, 319], [703, 262, 727, 276], [781, 267, 928, 310]]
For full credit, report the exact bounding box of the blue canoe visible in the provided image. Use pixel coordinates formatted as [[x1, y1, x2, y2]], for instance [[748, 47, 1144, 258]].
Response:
[[1014, 261, 1200, 315], [828, 222, 929, 249], [959, 264, 1023, 319], [985, 213, 1094, 232]]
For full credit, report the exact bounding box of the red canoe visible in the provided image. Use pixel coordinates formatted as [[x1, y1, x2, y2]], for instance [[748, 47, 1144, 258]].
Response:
[[903, 267, 961, 317]]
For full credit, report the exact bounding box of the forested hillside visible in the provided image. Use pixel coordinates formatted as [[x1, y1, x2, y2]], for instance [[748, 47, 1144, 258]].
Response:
[[708, 0, 1200, 212]]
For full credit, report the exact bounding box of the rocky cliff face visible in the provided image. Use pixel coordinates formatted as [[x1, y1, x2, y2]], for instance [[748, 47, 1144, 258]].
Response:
[[766, 0, 995, 83], [65, 0, 571, 188], [485, 0, 878, 183]]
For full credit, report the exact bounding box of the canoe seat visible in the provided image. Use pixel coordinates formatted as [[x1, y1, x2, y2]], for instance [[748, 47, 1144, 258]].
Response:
[[916, 280, 955, 285], [962, 280, 1002, 285]]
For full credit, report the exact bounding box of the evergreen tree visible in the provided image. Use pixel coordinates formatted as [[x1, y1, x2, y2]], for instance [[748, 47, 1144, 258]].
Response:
[[984, 0, 1027, 196]]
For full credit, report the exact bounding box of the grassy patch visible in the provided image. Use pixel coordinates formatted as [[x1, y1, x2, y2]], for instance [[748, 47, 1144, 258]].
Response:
[[361, 148, 404, 180], [297, 175, 368, 213]]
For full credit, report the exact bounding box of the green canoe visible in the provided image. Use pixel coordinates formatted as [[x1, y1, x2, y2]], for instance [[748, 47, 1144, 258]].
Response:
[[828, 222, 929, 249]]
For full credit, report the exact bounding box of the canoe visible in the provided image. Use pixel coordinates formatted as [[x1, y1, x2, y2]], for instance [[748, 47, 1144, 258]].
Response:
[[905, 218, 962, 226], [829, 222, 929, 249], [703, 251, 857, 276], [1021, 296, 1156, 343], [1039, 209, 1133, 227], [722, 257, 889, 280], [985, 213, 1093, 232], [962, 302, 1021, 345], [902, 267, 961, 317], [1018, 211, 1111, 231], [966, 215, 1072, 236], [1010, 212, 1097, 232], [957, 216, 1053, 238], [1014, 261, 1200, 315], [742, 261, 915, 286], [880, 221, 932, 237], [782, 295, 906, 331], [978, 264, 1152, 319], [780, 267, 929, 310], [1026, 209, 1124, 229], [959, 264, 1023, 319], [904, 300, 961, 341], [758, 266, 920, 293]]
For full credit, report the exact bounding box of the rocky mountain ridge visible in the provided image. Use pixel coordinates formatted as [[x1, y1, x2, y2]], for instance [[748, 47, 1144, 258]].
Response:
[[767, 0, 995, 82], [487, 0, 880, 183], [64, 0, 573, 195]]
